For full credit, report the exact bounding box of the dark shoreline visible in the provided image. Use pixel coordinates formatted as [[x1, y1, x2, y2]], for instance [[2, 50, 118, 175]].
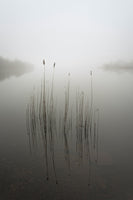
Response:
[[0, 56, 34, 81]]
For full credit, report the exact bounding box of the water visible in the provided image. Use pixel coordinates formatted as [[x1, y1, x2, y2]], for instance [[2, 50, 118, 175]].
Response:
[[0, 66, 133, 200]]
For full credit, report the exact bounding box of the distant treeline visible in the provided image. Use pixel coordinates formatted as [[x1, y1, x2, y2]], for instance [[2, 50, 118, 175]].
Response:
[[102, 61, 133, 72], [0, 56, 33, 81]]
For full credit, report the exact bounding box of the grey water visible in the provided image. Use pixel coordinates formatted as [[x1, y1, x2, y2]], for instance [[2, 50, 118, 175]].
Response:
[[0, 65, 133, 200]]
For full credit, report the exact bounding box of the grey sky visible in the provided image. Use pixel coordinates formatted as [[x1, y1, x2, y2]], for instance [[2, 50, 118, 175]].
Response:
[[0, 0, 133, 71]]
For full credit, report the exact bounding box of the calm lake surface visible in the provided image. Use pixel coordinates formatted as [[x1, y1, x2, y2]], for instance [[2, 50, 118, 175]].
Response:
[[0, 67, 133, 200]]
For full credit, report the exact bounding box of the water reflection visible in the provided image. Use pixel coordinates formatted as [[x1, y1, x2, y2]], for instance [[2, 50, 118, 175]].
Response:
[[0, 56, 33, 81], [26, 64, 100, 188], [1, 66, 133, 199]]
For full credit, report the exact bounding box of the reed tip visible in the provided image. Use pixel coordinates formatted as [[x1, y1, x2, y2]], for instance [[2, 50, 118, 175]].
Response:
[[43, 59, 45, 66], [53, 62, 56, 67], [90, 70, 92, 76]]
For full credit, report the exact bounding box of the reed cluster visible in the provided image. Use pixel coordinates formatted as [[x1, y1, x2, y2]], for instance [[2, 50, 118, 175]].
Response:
[[26, 61, 100, 186]]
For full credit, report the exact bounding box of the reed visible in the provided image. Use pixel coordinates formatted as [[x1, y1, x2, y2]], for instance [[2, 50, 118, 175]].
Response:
[[64, 73, 70, 132]]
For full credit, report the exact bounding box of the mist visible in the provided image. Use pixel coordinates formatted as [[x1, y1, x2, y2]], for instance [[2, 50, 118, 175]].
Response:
[[0, 0, 133, 69]]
